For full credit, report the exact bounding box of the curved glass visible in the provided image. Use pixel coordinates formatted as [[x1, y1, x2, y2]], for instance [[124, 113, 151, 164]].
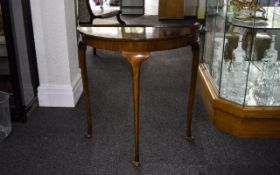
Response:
[[203, 0, 280, 106]]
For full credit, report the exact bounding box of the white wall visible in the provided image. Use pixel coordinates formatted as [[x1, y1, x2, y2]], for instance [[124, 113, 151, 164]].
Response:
[[145, 0, 159, 15], [30, 0, 82, 107]]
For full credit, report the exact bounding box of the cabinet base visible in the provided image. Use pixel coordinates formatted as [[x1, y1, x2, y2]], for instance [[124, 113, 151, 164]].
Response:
[[198, 64, 280, 138]]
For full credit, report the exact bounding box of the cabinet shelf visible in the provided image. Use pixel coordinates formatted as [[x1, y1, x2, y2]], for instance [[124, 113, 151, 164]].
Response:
[[217, 6, 280, 29], [202, 0, 280, 137]]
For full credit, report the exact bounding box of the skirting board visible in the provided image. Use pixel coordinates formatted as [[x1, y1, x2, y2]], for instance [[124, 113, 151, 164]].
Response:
[[37, 73, 83, 107]]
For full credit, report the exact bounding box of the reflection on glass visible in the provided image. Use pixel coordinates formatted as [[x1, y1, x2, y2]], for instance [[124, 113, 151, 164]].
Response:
[[233, 35, 246, 62], [0, 4, 12, 94], [204, 0, 280, 107], [263, 35, 278, 61], [211, 37, 224, 87], [220, 61, 249, 105], [252, 61, 276, 105]]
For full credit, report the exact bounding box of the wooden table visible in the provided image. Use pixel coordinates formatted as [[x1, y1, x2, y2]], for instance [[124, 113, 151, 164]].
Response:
[[78, 24, 201, 166]]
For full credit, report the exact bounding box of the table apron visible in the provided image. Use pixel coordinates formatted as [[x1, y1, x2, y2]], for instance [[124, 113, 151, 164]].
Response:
[[82, 36, 198, 52]]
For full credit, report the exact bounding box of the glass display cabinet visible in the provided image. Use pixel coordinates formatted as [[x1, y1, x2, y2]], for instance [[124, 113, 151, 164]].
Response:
[[199, 0, 280, 137]]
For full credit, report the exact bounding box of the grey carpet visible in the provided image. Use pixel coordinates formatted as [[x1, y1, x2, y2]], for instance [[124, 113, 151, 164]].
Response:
[[1, 13, 280, 173], [0, 46, 280, 174]]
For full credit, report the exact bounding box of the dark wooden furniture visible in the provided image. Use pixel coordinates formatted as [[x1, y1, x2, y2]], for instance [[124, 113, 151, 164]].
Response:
[[78, 0, 125, 25], [198, 64, 280, 138], [77, 0, 126, 55], [159, 0, 184, 19], [78, 25, 201, 166]]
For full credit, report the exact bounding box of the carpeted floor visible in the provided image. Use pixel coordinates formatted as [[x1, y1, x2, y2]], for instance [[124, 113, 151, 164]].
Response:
[[0, 16, 280, 175]]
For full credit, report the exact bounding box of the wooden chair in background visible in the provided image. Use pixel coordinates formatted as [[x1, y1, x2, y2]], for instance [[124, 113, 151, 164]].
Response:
[[78, 0, 125, 25], [77, 0, 126, 54]]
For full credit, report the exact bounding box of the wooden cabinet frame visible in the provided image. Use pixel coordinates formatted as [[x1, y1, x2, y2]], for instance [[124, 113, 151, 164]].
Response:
[[198, 64, 280, 138]]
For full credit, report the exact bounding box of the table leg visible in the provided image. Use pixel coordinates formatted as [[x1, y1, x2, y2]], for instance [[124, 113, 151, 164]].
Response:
[[78, 42, 93, 138], [186, 42, 200, 141], [122, 52, 150, 167]]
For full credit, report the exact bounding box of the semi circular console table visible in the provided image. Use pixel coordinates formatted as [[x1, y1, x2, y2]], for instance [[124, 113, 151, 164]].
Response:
[[77, 24, 201, 166]]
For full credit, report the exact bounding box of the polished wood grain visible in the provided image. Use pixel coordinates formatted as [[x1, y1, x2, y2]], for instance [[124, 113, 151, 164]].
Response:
[[78, 25, 201, 165], [78, 25, 199, 52], [122, 52, 150, 167], [78, 42, 92, 138], [198, 64, 280, 138], [186, 43, 200, 140]]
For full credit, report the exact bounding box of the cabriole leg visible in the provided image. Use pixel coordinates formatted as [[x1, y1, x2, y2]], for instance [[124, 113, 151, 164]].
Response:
[[186, 42, 200, 141], [78, 42, 93, 138], [122, 52, 150, 167]]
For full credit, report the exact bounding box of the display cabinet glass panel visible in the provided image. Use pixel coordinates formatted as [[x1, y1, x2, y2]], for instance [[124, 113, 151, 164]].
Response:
[[203, 0, 280, 106], [200, 0, 280, 137]]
